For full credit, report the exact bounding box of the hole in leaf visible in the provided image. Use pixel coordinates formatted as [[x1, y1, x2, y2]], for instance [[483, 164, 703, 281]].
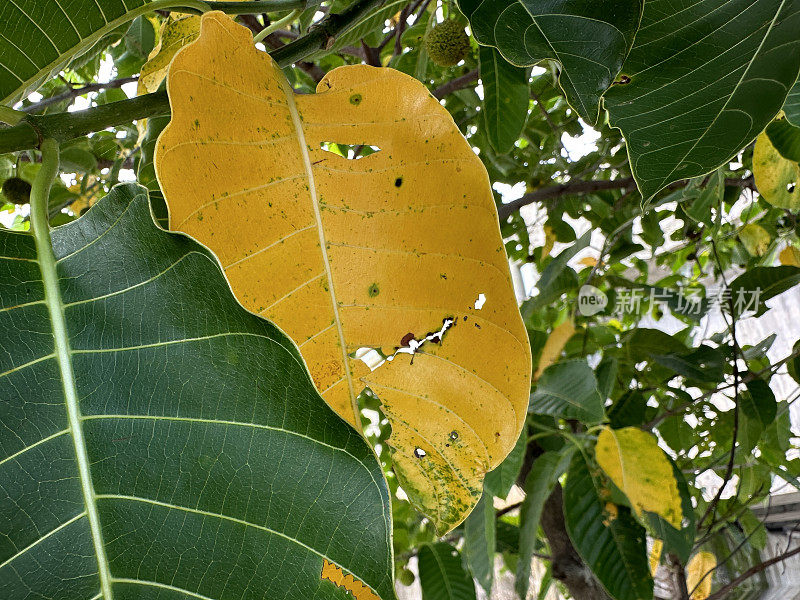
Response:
[[414, 447, 427, 458], [390, 317, 456, 361], [449, 430, 458, 440], [354, 347, 387, 371], [394, 177, 403, 187], [788, 182, 796, 193], [473, 293, 486, 310], [319, 142, 381, 160]]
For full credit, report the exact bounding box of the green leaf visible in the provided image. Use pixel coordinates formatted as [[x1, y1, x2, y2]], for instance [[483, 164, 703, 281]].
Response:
[[479, 47, 529, 154], [525, 230, 591, 311], [766, 117, 800, 162], [529, 359, 605, 423], [685, 169, 724, 224], [459, 0, 642, 124], [651, 345, 725, 385], [608, 390, 647, 429], [596, 356, 619, 400], [729, 266, 800, 309], [418, 543, 477, 600], [515, 449, 572, 600], [786, 76, 800, 127], [741, 376, 777, 427], [605, 0, 800, 200], [0, 184, 394, 599], [0, 0, 150, 104], [484, 427, 527, 499], [463, 489, 496, 596], [563, 453, 653, 600]]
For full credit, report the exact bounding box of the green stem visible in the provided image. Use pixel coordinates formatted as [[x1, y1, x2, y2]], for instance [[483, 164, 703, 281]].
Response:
[[29, 139, 61, 236], [253, 9, 301, 44], [0, 0, 387, 154]]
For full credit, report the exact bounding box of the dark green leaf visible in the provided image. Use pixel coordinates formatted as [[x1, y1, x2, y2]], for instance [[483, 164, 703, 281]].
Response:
[[605, 0, 800, 199], [463, 489, 495, 596], [479, 47, 529, 154], [484, 427, 527, 499], [596, 356, 619, 400], [685, 170, 723, 225], [418, 543, 477, 600], [741, 376, 777, 427], [766, 117, 800, 162], [729, 266, 800, 309], [0, 0, 149, 104], [0, 185, 393, 599], [516, 449, 572, 600], [608, 390, 647, 429], [651, 345, 725, 385], [564, 453, 653, 600], [785, 75, 800, 127], [459, 0, 642, 124], [529, 359, 605, 423]]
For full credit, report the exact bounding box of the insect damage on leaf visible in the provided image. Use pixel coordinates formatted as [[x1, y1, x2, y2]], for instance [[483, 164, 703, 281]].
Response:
[[155, 11, 531, 533], [321, 560, 380, 600]]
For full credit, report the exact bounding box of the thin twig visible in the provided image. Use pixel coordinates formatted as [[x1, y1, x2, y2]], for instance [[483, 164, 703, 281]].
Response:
[[23, 77, 139, 113], [705, 545, 800, 600]]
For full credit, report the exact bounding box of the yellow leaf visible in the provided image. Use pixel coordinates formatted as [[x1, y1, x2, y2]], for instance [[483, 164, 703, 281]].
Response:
[[578, 256, 597, 267], [686, 551, 716, 600], [137, 14, 202, 96], [649, 539, 663, 575], [595, 426, 683, 528], [534, 320, 575, 380], [739, 223, 771, 257], [753, 132, 800, 210], [155, 12, 531, 533], [779, 245, 800, 267], [321, 559, 379, 600], [541, 225, 555, 259]]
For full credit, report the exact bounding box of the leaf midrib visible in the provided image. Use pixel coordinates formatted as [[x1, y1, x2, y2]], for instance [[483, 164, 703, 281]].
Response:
[[31, 188, 113, 596], [275, 60, 359, 422]]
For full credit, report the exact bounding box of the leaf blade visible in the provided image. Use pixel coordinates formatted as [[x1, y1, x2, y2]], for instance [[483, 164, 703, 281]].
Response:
[[605, 0, 800, 199], [0, 184, 394, 599], [459, 0, 642, 123], [155, 12, 532, 533]]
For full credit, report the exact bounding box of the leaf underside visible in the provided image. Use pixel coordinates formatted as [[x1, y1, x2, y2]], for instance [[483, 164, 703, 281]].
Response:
[[0, 0, 147, 104], [0, 185, 393, 600], [605, 0, 800, 200], [154, 12, 531, 533], [458, 0, 642, 124]]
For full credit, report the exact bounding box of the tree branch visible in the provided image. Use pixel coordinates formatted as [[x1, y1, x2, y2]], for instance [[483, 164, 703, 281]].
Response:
[[0, 0, 388, 154], [22, 76, 139, 113], [497, 176, 755, 221], [705, 544, 800, 600], [433, 69, 478, 99]]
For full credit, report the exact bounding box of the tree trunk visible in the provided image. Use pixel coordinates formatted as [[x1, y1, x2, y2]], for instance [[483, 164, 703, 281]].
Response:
[[540, 484, 613, 600]]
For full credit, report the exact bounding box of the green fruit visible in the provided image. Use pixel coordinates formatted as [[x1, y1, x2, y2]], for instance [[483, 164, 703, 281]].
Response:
[[1, 177, 31, 205], [398, 567, 415, 586], [424, 20, 470, 67]]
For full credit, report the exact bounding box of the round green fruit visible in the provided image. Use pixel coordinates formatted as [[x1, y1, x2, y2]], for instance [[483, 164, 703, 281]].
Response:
[[424, 20, 470, 67]]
